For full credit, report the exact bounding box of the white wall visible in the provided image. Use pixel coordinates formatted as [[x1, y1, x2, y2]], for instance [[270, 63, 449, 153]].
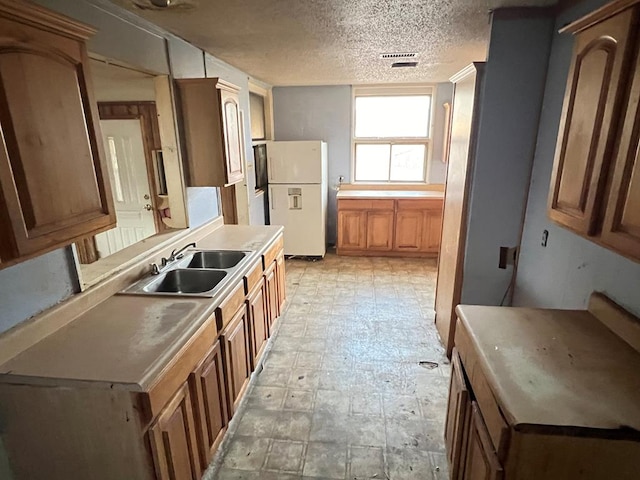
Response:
[[272, 86, 352, 245], [514, 0, 640, 316], [460, 9, 554, 305]]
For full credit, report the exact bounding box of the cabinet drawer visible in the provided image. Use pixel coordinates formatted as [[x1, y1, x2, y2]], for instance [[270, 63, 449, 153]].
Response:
[[263, 235, 284, 268], [397, 198, 443, 211], [216, 281, 245, 331], [243, 258, 263, 294], [455, 321, 509, 457], [338, 199, 394, 210]]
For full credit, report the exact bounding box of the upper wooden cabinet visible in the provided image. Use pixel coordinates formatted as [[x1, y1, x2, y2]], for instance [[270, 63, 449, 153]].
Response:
[[0, 0, 115, 267], [176, 78, 245, 187], [601, 30, 640, 259], [549, 0, 640, 262]]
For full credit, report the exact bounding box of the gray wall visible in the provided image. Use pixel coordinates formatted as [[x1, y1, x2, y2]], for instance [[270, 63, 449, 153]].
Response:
[[514, 0, 640, 316], [460, 9, 554, 305], [273, 86, 352, 245], [0, 249, 79, 334]]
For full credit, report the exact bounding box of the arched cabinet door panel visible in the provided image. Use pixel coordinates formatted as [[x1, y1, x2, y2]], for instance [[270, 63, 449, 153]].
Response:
[[548, 7, 638, 236], [0, 1, 114, 266]]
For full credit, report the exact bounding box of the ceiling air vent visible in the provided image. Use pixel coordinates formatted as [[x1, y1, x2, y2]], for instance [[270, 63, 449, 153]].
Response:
[[380, 52, 417, 60], [391, 61, 419, 68]]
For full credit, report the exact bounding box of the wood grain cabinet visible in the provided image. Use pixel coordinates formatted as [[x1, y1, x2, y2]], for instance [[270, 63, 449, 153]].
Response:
[[264, 260, 279, 332], [176, 78, 244, 187], [337, 209, 367, 251], [337, 196, 443, 256], [247, 278, 268, 368], [220, 303, 251, 415], [0, 0, 115, 268], [445, 350, 471, 480], [276, 250, 287, 313], [189, 340, 229, 470], [446, 296, 640, 480], [549, 1, 640, 261], [149, 383, 201, 480]]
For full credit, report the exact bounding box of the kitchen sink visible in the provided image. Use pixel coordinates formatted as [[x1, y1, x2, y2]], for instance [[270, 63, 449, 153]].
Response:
[[145, 269, 227, 294], [185, 251, 247, 269]]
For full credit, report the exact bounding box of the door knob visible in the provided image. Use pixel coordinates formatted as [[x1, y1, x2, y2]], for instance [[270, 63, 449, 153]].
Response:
[[144, 194, 150, 200], [144, 204, 153, 211]]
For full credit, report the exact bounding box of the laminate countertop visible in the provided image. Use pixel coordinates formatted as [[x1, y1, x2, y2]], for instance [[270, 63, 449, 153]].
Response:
[[336, 189, 444, 199], [0, 225, 283, 392], [456, 304, 640, 433]]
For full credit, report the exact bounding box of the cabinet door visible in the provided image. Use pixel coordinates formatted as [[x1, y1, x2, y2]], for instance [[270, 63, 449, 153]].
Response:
[[337, 210, 367, 250], [601, 45, 640, 260], [149, 383, 201, 480], [190, 340, 229, 469], [445, 350, 472, 480], [548, 8, 638, 235], [461, 403, 503, 480], [422, 209, 443, 253], [221, 304, 251, 414], [364, 210, 394, 250], [264, 261, 279, 331], [276, 250, 286, 313], [220, 89, 244, 185], [0, 10, 115, 262], [394, 210, 424, 251], [247, 280, 268, 369]]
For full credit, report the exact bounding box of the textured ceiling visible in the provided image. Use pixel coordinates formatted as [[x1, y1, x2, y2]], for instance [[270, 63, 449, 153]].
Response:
[[109, 0, 557, 85]]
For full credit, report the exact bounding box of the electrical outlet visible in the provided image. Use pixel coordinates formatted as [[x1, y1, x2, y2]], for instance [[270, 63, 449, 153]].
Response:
[[499, 246, 518, 269], [542, 229, 549, 247]]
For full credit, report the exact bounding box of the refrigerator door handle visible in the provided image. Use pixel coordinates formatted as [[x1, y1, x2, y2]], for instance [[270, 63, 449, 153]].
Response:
[[270, 187, 274, 210]]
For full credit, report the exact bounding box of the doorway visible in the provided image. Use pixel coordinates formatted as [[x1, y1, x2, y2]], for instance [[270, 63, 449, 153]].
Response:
[[94, 102, 163, 257]]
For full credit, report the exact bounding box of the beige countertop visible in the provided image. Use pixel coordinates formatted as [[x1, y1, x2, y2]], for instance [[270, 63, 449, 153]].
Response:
[[0, 225, 283, 392], [336, 189, 444, 199], [456, 305, 640, 433]]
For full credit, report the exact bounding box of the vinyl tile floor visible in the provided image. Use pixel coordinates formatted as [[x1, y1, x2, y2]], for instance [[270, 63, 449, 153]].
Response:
[[205, 253, 451, 480]]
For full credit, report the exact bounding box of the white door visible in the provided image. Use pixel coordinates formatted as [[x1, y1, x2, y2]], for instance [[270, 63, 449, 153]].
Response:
[[267, 141, 325, 184], [270, 183, 326, 257], [95, 119, 157, 258]]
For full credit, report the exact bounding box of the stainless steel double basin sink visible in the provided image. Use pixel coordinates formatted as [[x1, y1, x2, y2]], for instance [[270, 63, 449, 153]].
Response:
[[120, 250, 252, 297]]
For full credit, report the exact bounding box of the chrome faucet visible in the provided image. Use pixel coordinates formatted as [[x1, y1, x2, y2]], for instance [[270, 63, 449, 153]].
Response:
[[151, 242, 196, 275]]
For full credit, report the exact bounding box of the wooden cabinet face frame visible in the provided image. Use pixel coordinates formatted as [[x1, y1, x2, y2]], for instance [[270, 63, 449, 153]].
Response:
[[0, 3, 115, 264], [264, 260, 279, 332]]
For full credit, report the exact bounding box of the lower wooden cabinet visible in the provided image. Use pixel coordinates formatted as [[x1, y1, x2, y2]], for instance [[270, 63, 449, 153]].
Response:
[[247, 280, 268, 369], [221, 304, 251, 414], [276, 250, 286, 312], [149, 383, 201, 480], [336, 196, 443, 256], [264, 260, 279, 332], [445, 350, 471, 479], [462, 403, 504, 480], [366, 210, 394, 250], [190, 340, 229, 469], [337, 209, 367, 251]]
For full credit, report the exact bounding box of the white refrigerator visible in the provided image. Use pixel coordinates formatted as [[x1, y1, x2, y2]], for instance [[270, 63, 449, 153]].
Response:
[[267, 140, 328, 257]]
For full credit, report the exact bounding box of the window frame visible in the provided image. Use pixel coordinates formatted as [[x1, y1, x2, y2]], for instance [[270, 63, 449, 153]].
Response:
[[351, 84, 436, 184]]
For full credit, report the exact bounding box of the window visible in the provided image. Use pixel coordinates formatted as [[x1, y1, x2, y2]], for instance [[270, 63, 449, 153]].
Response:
[[352, 86, 433, 183]]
